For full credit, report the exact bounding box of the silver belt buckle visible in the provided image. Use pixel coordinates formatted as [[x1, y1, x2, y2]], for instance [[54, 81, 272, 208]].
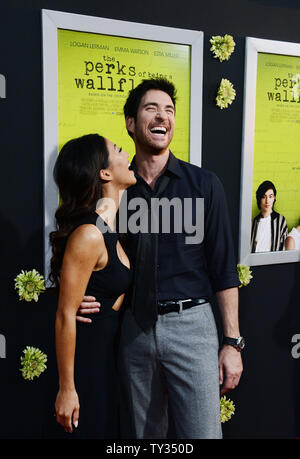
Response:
[[178, 298, 191, 314]]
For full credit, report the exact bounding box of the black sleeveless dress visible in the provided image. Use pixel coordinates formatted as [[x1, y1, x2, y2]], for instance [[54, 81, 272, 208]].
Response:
[[71, 212, 132, 439]]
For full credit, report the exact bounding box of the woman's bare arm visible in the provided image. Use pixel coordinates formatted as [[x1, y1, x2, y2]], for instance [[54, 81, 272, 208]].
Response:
[[55, 224, 105, 432], [285, 236, 295, 250]]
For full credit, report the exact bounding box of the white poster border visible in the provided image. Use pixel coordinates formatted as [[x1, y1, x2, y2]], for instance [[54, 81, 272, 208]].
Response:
[[42, 9, 204, 281], [239, 37, 300, 266]]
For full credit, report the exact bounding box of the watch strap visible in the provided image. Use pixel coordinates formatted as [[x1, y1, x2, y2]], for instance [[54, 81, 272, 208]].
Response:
[[223, 336, 245, 351]]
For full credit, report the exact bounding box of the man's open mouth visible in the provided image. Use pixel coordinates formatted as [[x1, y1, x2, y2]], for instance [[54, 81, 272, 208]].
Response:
[[150, 126, 167, 136]]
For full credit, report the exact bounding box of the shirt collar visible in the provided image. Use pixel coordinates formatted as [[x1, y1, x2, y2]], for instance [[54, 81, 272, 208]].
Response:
[[257, 210, 278, 221], [130, 151, 182, 179]]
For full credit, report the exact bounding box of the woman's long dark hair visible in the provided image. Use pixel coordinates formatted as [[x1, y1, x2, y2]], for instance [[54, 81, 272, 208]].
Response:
[[49, 134, 109, 289]]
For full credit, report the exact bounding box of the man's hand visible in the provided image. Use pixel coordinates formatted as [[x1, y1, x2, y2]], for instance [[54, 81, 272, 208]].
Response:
[[76, 296, 100, 323], [219, 345, 243, 395]]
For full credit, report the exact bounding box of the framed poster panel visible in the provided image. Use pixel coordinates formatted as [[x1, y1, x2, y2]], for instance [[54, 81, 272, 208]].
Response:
[[239, 37, 300, 266], [42, 9, 203, 282]]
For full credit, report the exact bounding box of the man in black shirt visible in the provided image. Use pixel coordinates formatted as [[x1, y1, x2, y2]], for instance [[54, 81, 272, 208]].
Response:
[[78, 78, 243, 439]]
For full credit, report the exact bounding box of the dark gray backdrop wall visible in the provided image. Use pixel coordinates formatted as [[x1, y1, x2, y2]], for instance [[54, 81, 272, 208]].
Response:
[[0, 0, 299, 439]]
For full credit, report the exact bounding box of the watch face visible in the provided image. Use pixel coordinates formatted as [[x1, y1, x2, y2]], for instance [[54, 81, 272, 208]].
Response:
[[237, 337, 245, 349]]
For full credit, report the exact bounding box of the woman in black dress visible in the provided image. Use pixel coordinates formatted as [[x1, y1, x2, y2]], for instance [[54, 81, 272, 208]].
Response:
[[49, 134, 136, 438]]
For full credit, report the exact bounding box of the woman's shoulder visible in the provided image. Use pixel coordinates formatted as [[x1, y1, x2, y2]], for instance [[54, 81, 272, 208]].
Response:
[[71, 221, 103, 239], [70, 212, 105, 242], [67, 221, 105, 256], [289, 226, 300, 238]]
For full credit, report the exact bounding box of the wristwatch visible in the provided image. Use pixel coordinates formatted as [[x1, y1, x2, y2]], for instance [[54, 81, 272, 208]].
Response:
[[223, 336, 245, 352]]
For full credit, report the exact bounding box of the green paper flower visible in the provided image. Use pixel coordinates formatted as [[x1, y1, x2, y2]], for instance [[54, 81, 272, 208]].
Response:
[[216, 78, 236, 109], [14, 269, 46, 302], [220, 396, 235, 423], [20, 346, 47, 380], [210, 35, 236, 62], [237, 264, 253, 287]]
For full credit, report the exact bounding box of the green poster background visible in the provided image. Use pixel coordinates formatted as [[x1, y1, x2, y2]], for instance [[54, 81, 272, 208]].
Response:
[[57, 29, 191, 162], [252, 52, 300, 230]]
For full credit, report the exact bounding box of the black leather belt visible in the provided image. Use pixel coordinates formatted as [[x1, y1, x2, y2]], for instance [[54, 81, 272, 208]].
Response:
[[157, 298, 208, 315]]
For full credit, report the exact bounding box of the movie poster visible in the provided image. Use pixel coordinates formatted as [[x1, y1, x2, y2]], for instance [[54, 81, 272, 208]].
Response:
[[252, 52, 300, 231], [57, 29, 191, 162]]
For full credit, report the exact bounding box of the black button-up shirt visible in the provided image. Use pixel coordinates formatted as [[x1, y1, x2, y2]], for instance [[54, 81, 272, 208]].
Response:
[[121, 152, 240, 332]]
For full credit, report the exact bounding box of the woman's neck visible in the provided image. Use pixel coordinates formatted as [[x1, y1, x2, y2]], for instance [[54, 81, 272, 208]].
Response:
[[95, 186, 125, 230]]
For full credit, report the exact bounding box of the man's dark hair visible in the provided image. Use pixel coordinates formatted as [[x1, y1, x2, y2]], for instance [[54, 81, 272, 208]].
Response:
[[256, 180, 277, 209], [123, 78, 177, 121]]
